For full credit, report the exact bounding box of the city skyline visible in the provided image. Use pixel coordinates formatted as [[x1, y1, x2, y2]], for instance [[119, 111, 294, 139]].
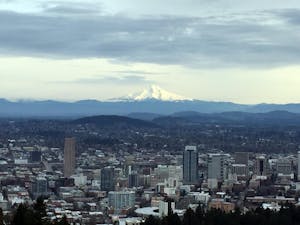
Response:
[[1, 1, 300, 104], [0, 107, 300, 223]]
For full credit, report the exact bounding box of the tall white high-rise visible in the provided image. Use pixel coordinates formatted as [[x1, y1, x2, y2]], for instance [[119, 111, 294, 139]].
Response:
[[108, 191, 135, 212], [207, 154, 225, 181]]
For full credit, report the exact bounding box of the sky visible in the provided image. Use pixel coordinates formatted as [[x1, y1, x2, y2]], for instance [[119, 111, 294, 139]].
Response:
[[1, 0, 300, 103]]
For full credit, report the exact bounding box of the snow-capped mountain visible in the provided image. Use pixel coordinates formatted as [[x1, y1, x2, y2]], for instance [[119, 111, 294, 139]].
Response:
[[116, 85, 192, 102]]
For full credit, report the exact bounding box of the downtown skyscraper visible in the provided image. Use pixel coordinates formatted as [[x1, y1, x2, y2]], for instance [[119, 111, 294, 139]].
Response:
[[64, 137, 76, 177], [183, 146, 198, 184], [101, 166, 115, 191]]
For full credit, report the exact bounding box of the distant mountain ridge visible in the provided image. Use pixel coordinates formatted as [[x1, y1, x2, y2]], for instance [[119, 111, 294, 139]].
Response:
[[73, 115, 158, 128], [152, 110, 300, 126], [0, 98, 245, 117], [73, 111, 300, 128], [1, 85, 300, 117], [127, 112, 163, 121]]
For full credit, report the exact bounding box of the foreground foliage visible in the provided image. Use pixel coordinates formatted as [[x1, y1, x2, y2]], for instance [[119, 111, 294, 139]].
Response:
[[3, 200, 300, 225], [0, 197, 69, 225], [143, 204, 300, 225]]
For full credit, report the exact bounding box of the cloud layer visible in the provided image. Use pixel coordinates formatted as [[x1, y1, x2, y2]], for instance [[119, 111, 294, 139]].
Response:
[[64, 75, 152, 85], [0, 1, 300, 68]]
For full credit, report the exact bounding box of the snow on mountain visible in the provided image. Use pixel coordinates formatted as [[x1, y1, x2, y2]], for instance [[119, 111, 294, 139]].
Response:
[[115, 85, 192, 102]]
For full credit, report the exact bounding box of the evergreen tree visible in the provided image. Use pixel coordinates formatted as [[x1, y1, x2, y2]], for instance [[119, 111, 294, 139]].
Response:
[[182, 208, 199, 225], [33, 196, 51, 225], [143, 215, 160, 225], [11, 204, 38, 225], [161, 213, 181, 225], [33, 196, 47, 219], [0, 208, 4, 225], [54, 215, 70, 225], [195, 203, 204, 225]]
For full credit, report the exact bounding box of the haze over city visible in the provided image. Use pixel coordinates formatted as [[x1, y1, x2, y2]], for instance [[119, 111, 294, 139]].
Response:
[[1, 0, 300, 103]]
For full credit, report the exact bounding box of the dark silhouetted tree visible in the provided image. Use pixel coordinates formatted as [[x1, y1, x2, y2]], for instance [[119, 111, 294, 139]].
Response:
[[161, 212, 181, 225], [0, 208, 4, 225], [11, 204, 37, 225], [143, 215, 160, 225], [54, 215, 69, 225], [196, 203, 204, 225], [182, 208, 199, 225]]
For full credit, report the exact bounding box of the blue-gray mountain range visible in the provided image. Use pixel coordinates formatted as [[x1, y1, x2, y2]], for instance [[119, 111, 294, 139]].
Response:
[[1, 98, 300, 118]]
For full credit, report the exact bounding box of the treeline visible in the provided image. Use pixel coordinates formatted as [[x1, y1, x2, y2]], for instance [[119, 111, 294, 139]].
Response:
[[143, 204, 300, 225], [3, 200, 300, 225], [0, 197, 69, 225]]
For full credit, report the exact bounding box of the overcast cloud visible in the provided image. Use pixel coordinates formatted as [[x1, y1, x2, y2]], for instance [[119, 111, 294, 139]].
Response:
[[0, 1, 299, 68], [59, 75, 152, 85]]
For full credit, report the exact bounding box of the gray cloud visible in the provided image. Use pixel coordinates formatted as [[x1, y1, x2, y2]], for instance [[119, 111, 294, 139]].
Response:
[[44, 5, 100, 15], [276, 9, 300, 25], [61, 75, 153, 85], [0, 8, 300, 68], [40, 1, 102, 16], [116, 70, 155, 75]]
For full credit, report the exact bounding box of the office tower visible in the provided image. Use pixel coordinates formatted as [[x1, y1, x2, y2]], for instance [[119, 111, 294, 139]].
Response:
[[234, 152, 249, 165], [231, 164, 248, 177], [101, 167, 115, 191], [128, 172, 139, 188], [298, 151, 300, 180], [55, 177, 75, 188], [155, 165, 169, 181], [276, 159, 292, 175], [108, 191, 135, 212], [31, 177, 48, 199], [255, 155, 268, 176], [183, 146, 198, 184], [64, 137, 76, 177], [208, 154, 225, 181], [234, 152, 249, 176], [30, 150, 42, 163]]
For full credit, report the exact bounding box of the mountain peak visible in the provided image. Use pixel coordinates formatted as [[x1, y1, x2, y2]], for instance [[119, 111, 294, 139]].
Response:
[[116, 85, 192, 102]]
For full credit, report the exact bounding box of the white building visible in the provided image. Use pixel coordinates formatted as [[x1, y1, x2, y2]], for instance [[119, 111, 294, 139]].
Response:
[[276, 159, 292, 175], [108, 191, 135, 212], [207, 178, 218, 189], [188, 192, 211, 205], [231, 164, 248, 177], [71, 174, 87, 187], [207, 154, 226, 181], [159, 200, 175, 217]]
